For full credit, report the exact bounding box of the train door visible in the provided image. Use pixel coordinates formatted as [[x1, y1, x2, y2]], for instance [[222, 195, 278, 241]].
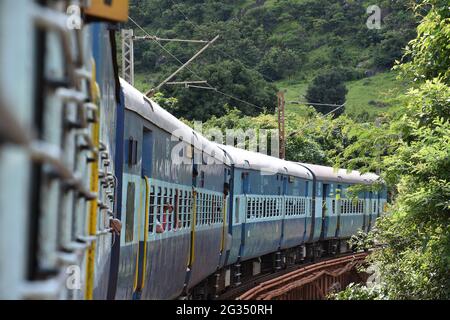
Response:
[[142, 129, 153, 177], [221, 168, 232, 262], [133, 128, 153, 299], [321, 184, 330, 238]]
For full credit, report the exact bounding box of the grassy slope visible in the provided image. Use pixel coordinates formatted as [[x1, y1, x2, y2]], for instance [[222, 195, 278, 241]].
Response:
[[277, 71, 408, 118]]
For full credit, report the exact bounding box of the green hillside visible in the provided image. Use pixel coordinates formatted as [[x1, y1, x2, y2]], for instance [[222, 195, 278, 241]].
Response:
[[278, 71, 409, 119], [128, 0, 417, 121]]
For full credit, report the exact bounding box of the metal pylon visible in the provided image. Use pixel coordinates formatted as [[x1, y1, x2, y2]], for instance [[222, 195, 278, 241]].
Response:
[[122, 29, 134, 85]]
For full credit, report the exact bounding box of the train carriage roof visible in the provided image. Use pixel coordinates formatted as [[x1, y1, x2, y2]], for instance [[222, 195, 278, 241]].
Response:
[[217, 144, 313, 180], [298, 163, 379, 185], [121, 79, 231, 165]]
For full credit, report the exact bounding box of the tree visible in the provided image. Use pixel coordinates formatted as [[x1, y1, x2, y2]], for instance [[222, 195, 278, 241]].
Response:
[[305, 70, 348, 116], [333, 0, 450, 300], [257, 47, 301, 80]]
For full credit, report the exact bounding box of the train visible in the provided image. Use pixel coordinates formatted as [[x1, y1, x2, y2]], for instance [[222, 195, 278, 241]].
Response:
[[0, 1, 387, 300]]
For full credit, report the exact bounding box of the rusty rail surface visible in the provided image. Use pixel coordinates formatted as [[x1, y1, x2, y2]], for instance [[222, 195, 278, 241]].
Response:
[[237, 252, 368, 300]]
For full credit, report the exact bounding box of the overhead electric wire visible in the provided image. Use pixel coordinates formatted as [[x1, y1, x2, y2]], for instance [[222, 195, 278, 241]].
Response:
[[168, 0, 277, 83], [128, 15, 269, 112], [128, 13, 344, 116], [288, 103, 347, 137]]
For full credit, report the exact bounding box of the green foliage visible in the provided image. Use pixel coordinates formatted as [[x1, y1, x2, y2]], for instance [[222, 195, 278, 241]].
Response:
[[128, 0, 417, 120], [257, 47, 302, 80], [348, 229, 375, 252], [152, 92, 179, 110], [398, 0, 450, 83], [305, 69, 348, 116], [335, 1, 450, 299], [331, 283, 386, 300]]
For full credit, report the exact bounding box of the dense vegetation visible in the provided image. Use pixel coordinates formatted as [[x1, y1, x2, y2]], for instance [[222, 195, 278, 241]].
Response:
[[129, 0, 449, 299], [333, 0, 450, 299], [127, 0, 418, 120]]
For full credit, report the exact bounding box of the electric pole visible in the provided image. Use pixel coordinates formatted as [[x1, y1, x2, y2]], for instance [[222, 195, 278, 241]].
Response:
[[121, 29, 134, 85], [146, 35, 220, 97], [121, 28, 218, 95]]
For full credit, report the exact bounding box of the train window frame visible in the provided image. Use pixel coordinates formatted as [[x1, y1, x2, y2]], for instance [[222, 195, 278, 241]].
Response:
[[149, 185, 155, 234], [156, 187, 162, 230]]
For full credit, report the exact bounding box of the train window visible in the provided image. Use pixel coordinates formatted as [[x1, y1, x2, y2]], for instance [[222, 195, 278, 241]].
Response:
[[125, 182, 135, 243], [181, 191, 186, 228], [217, 196, 222, 223], [257, 199, 260, 219], [213, 196, 217, 223], [258, 199, 261, 218], [199, 193, 204, 226], [149, 186, 155, 233], [212, 196, 217, 223], [200, 193, 204, 225], [265, 199, 269, 218], [156, 187, 162, 229], [203, 194, 207, 225], [203, 193, 207, 225], [196, 193, 201, 226], [206, 194, 210, 224], [188, 191, 192, 227], [185, 191, 190, 227], [174, 189, 179, 230], [127, 137, 138, 166], [207, 194, 212, 224]]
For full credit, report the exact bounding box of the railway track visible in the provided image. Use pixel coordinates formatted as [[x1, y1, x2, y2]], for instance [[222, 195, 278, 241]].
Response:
[[219, 252, 368, 300]]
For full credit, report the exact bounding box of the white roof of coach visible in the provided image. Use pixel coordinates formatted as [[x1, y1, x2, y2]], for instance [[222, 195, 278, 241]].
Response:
[[298, 163, 379, 185], [218, 144, 313, 180], [121, 79, 230, 165]]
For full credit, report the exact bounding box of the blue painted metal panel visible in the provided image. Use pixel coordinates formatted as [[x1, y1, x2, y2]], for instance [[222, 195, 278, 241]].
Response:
[[116, 243, 139, 300], [241, 220, 283, 261], [141, 232, 190, 299], [187, 226, 222, 289], [280, 217, 307, 249]]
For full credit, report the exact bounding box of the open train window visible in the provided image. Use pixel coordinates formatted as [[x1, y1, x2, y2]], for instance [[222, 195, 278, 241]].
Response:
[[125, 182, 135, 243]]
